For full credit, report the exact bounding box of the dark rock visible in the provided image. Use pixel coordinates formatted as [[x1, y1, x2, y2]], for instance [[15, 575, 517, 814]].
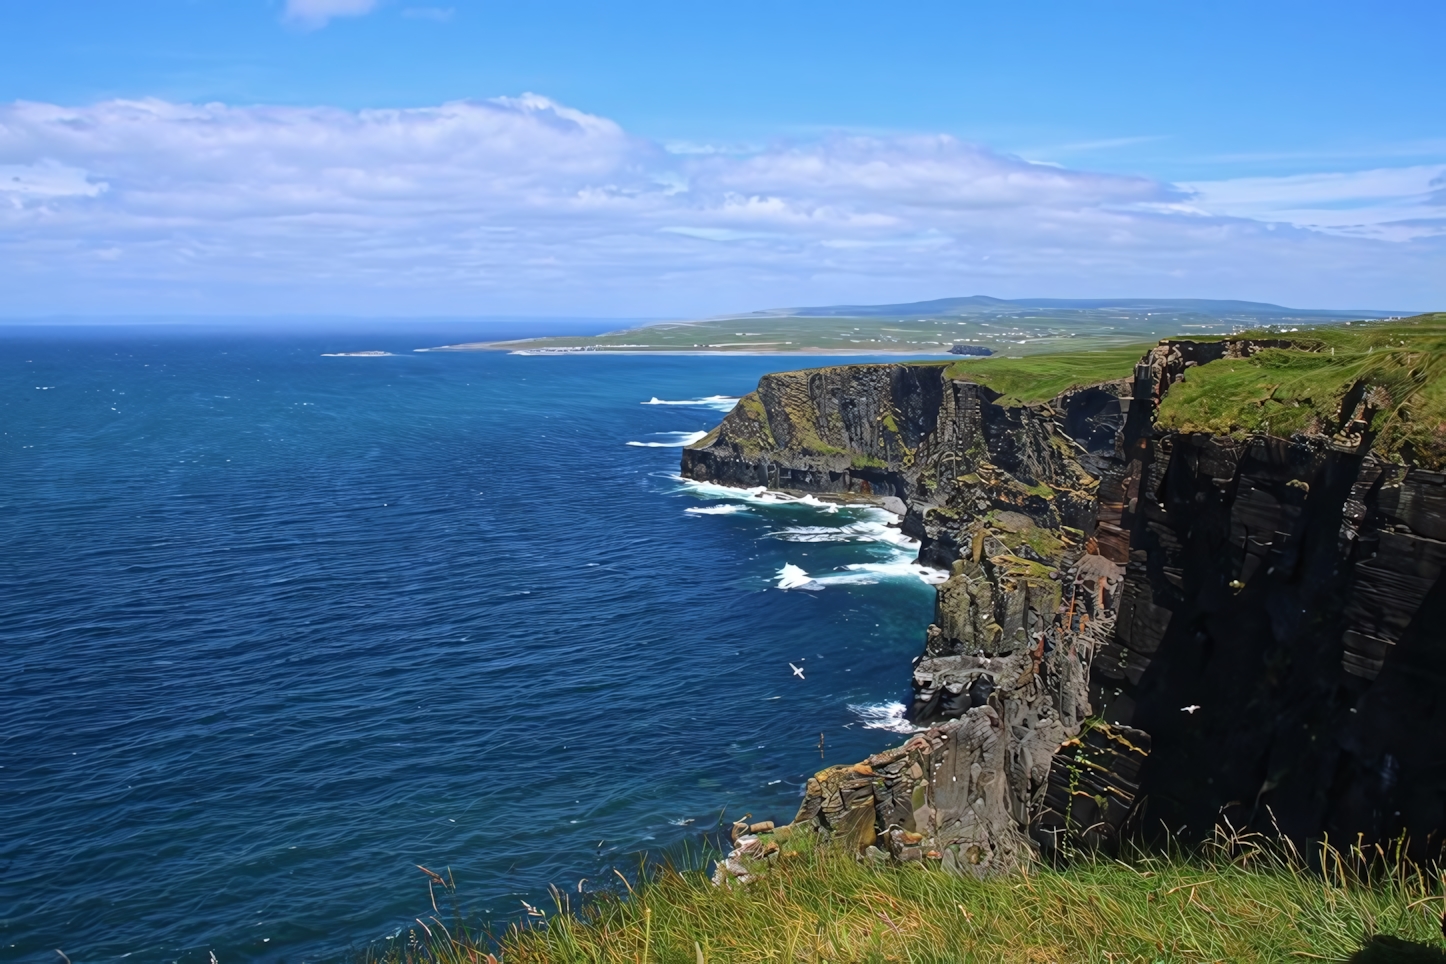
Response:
[[1348, 935, 1446, 963], [693, 335, 1446, 873]]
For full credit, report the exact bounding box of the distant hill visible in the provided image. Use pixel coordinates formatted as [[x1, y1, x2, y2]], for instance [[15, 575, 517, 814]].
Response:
[[746, 296, 1405, 320], [450, 295, 1422, 356]]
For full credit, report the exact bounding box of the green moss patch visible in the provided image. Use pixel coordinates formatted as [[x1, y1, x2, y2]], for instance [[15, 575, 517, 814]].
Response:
[[942, 345, 1149, 405], [1157, 314, 1446, 466]]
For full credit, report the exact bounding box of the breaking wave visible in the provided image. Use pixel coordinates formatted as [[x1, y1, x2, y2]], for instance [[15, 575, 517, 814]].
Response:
[[627, 431, 709, 447], [674, 477, 944, 587], [848, 701, 923, 734], [775, 564, 820, 590], [644, 395, 739, 412], [774, 558, 946, 590], [670, 477, 842, 514], [769, 521, 917, 549]]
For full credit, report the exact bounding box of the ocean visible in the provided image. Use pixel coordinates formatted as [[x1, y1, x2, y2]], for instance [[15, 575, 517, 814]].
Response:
[[1, 324, 939, 962]]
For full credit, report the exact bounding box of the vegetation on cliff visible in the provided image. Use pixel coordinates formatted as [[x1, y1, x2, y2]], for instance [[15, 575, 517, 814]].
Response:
[[1155, 313, 1446, 467], [377, 836, 1446, 963], [878, 314, 1446, 468], [941, 344, 1149, 405]]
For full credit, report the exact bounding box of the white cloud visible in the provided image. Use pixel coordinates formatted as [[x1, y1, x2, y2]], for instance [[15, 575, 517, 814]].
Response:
[[0, 95, 1440, 315], [1180, 165, 1446, 242], [284, 0, 378, 28], [0, 160, 107, 201]]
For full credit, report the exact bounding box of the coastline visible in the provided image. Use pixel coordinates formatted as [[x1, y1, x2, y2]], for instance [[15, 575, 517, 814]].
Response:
[[675, 319, 1446, 887], [421, 343, 961, 357]]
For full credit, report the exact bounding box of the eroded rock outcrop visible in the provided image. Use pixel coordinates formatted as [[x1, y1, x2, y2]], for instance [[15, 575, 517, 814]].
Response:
[[689, 335, 1446, 881], [687, 360, 1137, 877]]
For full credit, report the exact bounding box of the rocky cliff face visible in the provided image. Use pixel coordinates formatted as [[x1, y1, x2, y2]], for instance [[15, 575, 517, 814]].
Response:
[[683, 342, 1446, 878], [1100, 346, 1446, 853]]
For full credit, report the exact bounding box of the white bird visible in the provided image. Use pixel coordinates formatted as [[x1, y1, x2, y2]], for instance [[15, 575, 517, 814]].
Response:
[[790, 662, 805, 679], [1181, 705, 1201, 714]]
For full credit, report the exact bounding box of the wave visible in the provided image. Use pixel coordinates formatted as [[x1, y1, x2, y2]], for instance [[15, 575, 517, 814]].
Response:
[[670, 477, 843, 514], [684, 505, 748, 515], [822, 559, 949, 586], [627, 431, 708, 448], [848, 701, 924, 734], [673, 477, 944, 587], [774, 556, 946, 590], [644, 395, 739, 412], [769, 521, 917, 549], [320, 351, 396, 357], [775, 564, 821, 590]]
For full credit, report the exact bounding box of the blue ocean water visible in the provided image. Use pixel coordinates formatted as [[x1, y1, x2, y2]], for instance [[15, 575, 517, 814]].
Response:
[[1, 325, 939, 963]]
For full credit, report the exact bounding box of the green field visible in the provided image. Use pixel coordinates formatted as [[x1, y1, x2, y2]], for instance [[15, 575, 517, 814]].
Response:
[[438, 298, 1397, 358], [942, 344, 1154, 404], [436, 313, 1163, 356]]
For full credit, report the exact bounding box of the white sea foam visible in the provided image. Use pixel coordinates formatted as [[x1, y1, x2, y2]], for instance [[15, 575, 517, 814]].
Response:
[[671, 477, 842, 513], [320, 351, 395, 357], [823, 559, 950, 586], [627, 431, 708, 448], [644, 395, 739, 412], [776, 564, 821, 590], [685, 505, 748, 515], [770, 521, 917, 549], [849, 701, 923, 734], [670, 476, 945, 585]]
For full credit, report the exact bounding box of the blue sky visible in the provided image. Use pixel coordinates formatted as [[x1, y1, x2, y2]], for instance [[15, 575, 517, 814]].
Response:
[[0, 0, 1442, 316]]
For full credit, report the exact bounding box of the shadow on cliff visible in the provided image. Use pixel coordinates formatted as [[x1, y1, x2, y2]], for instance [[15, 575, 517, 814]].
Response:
[[1350, 935, 1446, 963], [1115, 432, 1446, 859]]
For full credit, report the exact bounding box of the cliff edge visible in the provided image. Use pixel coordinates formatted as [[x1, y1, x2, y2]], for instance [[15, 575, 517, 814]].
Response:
[[682, 315, 1446, 879]]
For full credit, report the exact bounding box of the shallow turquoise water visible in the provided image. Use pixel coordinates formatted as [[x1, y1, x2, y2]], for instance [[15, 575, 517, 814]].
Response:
[[1, 325, 938, 962]]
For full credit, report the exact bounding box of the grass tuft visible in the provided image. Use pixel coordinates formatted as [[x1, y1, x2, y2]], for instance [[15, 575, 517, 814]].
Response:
[[368, 830, 1446, 963]]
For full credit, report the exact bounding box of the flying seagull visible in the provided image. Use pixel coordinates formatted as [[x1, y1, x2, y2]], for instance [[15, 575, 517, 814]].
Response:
[[790, 662, 805, 679], [1181, 705, 1201, 714]]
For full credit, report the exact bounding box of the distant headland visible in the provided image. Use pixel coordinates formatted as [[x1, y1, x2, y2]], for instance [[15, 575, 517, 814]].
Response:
[[424, 296, 1412, 357]]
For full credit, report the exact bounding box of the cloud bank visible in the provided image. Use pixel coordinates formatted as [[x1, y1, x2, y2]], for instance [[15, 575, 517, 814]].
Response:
[[0, 95, 1440, 315]]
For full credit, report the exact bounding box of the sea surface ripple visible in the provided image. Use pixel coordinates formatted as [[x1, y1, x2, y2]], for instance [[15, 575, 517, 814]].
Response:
[[0, 325, 937, 962]]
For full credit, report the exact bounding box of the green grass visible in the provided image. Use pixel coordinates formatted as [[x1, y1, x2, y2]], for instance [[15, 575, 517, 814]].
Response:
[[942, 345, 1151, 405], [371, 834, 1446, 964], [1156, 314, 1446, 466], [441, 303, 1393, 358], [932, 315, 1446, 464]]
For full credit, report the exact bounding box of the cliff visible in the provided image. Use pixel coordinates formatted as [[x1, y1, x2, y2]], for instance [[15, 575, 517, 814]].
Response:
[[682, 314, 1446, 878]]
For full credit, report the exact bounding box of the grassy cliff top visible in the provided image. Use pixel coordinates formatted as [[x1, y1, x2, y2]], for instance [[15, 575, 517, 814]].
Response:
[[382, 842, 1446, 963], [699, 314, 1444, 464], [920, 314, 1444, 465], [1156, 313, 1446, 465], [941, 344, 1150, 404]]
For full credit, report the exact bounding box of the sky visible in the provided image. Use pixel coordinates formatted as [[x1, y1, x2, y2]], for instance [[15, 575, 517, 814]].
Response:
[[0, 0, 1442, 317]]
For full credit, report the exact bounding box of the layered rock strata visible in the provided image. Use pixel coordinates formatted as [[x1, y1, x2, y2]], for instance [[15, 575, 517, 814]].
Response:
[[684, 340, 1446, 880]]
